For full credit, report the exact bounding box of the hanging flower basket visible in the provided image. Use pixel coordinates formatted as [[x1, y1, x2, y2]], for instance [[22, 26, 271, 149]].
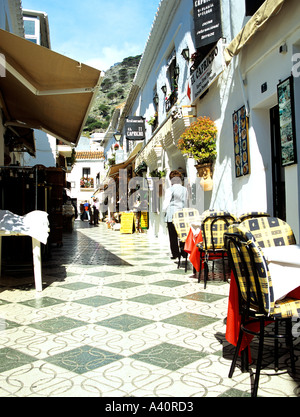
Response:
[[177, 116, 217, 164], [177, 116, 217, 190], [195, 163, 214, 191]]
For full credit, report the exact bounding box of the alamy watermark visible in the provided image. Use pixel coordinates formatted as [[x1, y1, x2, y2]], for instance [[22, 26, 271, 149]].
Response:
[[97, 169, 205, 214]]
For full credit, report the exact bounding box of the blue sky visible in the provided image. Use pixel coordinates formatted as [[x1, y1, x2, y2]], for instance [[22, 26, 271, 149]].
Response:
[[21, 0, 161, 71]]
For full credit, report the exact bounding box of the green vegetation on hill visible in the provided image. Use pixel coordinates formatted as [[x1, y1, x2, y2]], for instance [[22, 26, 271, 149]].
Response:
[[84, 55, 141, 134]]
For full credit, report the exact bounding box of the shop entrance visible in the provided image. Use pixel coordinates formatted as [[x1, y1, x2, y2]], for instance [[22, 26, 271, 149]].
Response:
[[270, 105, 286, 220]]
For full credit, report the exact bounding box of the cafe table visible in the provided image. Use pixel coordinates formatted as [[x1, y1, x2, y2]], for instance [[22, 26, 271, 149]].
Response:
[[184, 220, 227, 275], [225, 244, 300, 355], [184, 220, 203, 272], [0, 210, 49, 293]]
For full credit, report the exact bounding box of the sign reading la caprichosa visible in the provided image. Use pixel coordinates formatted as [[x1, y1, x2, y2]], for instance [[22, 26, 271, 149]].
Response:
[[125, 116, 145, 141], [190, 38, 224, 102]]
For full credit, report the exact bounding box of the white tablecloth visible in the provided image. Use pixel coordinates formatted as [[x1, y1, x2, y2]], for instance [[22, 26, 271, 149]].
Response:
[[189, 219, 202, 237], [262, 245, 300, 301], [0, 210, 49, 245]]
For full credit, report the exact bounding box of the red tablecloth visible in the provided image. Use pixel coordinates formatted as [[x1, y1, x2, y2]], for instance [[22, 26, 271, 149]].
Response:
[[225, 272, 300, 356], [184, 228, 204, 272], [184, 228, 226, 272]]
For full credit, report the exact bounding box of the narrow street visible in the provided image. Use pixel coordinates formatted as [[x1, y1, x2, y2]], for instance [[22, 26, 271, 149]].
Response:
[[0, 220, 298, 397]]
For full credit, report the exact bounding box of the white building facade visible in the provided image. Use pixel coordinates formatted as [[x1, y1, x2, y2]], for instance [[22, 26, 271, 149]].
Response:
[[111, 0, 300, 243]]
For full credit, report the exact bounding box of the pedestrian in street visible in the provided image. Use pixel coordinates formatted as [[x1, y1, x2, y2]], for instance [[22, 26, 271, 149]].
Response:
[[83, 200, 90, 222], [162, 170, 187, 259], [93, 198, 100, 225]]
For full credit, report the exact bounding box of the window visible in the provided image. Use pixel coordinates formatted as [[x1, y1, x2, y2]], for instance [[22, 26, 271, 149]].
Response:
[[245, 0, 265, 16], [81, 168, 94, 189], [23, 17, 40, 44], [165, 49, 179, 112], [24, 20, 35, 35], [82, 168, 90, 177]]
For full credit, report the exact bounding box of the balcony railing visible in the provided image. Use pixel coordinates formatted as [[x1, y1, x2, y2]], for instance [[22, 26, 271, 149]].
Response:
[[165, 89, 178, 113]]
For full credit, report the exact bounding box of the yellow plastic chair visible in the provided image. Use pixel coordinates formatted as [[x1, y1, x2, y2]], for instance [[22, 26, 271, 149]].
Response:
[[173, 208, 199, 272], [224, 220, 299, 397]]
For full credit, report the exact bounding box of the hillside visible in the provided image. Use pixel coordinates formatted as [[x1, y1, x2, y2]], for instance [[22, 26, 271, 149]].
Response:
[[84, 55, 141, 134]]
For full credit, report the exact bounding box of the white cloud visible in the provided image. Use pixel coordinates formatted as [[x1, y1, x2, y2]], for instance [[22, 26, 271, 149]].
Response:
[[85, 44, 142, 72]]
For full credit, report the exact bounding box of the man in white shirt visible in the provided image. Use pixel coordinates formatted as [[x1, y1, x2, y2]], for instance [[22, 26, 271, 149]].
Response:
[[163, 170, 188, 259]]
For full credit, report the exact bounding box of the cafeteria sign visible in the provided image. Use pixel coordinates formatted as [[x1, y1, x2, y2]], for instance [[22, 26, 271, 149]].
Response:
[[193, 0, 222, 49], [189, 38, 224, 103], [125, 116, 145, 141]]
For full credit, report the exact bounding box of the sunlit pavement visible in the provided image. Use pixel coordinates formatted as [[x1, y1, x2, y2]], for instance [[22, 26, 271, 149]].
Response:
[[0, 220, 298, 397]]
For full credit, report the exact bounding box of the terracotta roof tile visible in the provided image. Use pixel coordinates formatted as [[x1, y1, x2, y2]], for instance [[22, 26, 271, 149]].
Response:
[[76, 151, 104, 160]]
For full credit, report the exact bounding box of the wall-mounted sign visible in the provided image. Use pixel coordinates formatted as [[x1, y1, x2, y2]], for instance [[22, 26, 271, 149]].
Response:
[[193, 0, 222, 49], [125, 116, 145, 141], [189, 38, 224, 103], [233, 105, 250, 178], [277, 76, 297, 166]]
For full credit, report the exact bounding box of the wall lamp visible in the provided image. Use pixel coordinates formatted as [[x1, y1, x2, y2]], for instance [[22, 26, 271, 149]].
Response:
[[114, 131, 122, 141], [174, 65, 180, 77], [181, 48, 190, 61], [153, 92, 159, 105], [161, 85, 167, 94]]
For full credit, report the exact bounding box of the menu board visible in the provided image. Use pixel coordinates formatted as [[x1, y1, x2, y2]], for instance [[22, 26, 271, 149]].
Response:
[[120, 212, 135, 234], [233, 106, 250, 178], [140, 212, 149, 229]]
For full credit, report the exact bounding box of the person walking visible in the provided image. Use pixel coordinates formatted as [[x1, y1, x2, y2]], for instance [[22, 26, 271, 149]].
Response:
[[163, 170, 187, 259], [84, 200, 90, 222], [92, 198, 100, 225]]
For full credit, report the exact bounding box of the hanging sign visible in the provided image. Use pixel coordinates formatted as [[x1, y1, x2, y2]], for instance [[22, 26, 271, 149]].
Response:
[[189, 38, 224, 103], [193, 0, 222, 49], [125, 116, 145, 141]]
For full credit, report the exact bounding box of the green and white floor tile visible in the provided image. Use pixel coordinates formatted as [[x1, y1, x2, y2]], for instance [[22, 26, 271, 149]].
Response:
[[0, 220, 299, 397]]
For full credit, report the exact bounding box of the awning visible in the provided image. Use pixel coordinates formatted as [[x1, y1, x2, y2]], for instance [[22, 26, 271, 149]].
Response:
[[108, 142, 143, 178], [224, 0, 285, 65], [0, 29, 102, 146]]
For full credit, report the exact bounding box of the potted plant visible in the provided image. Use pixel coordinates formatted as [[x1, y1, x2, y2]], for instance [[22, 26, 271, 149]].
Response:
[[177, 116, 217, 190], [146, 112, 158, 126]]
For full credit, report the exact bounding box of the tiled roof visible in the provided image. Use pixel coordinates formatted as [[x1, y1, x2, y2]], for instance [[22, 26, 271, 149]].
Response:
[[76, 151, 104, 160]]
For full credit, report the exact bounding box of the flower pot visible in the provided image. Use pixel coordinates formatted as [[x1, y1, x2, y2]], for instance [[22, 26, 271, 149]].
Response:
[[195, 163, 213, 192]]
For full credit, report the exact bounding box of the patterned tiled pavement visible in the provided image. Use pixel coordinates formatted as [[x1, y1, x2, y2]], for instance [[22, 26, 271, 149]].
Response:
[[0, 220, 299, 398]]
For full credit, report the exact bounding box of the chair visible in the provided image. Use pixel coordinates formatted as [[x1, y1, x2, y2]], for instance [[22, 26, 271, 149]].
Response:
[[241, 216, 296, 248], [197, 210, 238, 288], [224, 220, 299, 397], [172, 208, 199, 272], [238, 211, 270, 222]]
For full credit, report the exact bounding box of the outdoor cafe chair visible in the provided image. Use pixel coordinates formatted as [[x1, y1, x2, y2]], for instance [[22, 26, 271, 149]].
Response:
[[224, 221, 299, 397], [241, 215, 296, 248], [197, 210, 238, 288], [238, 211, 270, 222], [173, 208, 199, 272]]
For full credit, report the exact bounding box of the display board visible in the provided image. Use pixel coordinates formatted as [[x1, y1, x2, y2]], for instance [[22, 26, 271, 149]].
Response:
[[140, 212, 149, 229], [120, 212, 135, 234]]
